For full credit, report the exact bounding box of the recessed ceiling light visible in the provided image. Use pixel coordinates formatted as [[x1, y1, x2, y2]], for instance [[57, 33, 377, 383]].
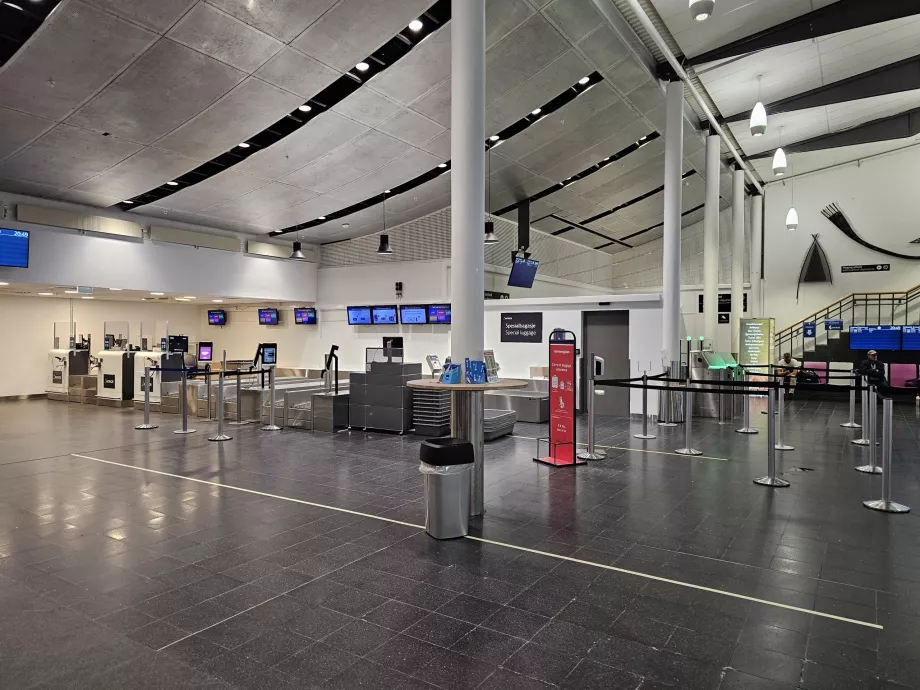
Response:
[[342, 223, 350, 228], [384, 189, 391, 193], [318, 216, 326, 220], [238, 142, 251, 148], [578, 76, 590, 85], [38, 292, 53, 296], [151, 292, 164, 296], [122, 200, 133, 204], [298, 105, 312, 112], [212, 299, 224, 303], [409, 19, 423, 31], [81, 296, 93, 300], [489, 135, 500, 141], [438, 163, 447, 168], [175, 298, 189, 302], [64, 290, 78, 294], [3, 2, 24, 11], [356, 62, 370, 72], [0, 281, 7, 286], [166, 181, 179, 186], [531, 108, 541, 116], [183, 296, 196, 299], [603, 156, 611, 161], [109, 287, 122, 291], [639, 135, 647, 141]]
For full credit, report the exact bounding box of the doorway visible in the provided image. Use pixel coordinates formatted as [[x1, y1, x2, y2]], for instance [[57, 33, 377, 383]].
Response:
[[582, 311, 630, 416]]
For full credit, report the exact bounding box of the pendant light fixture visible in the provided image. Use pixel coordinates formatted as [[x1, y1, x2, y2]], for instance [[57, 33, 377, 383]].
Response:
[[750, 75, 767, 137], [288, 238, 308, 260], [786, 153, 797, 231], [485, 140, 498, 244], [689, 0, 714, 21], [376, 191, 393, 254], [772, 126, 787, 176]]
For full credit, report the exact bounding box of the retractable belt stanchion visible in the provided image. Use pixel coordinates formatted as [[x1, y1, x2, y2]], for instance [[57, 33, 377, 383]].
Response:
[[856, 385, 882, 474], [774, 387, 794, 451], [841, 370, 862, 428], [852, 376, 871, 445], [675, 379, 701, 456], [261, 367, 281, 431], [135, 365, 157, 430], [208, 371, 232, 442], [634, 372, 656, 440], [864, 397, 910, 513], [755, 387, 790, 487], [577, 352, 606, 461], [658, 362, 679, 427], [736, 371, 758, 434], [228, 368, 249, 426], [173, 368, 196, 435]]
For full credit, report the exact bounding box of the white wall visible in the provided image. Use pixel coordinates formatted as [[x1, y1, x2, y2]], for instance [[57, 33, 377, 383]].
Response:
[[764, 146, 920, 327], [0, 224, 317, 302], [0, 294, 202, 397]]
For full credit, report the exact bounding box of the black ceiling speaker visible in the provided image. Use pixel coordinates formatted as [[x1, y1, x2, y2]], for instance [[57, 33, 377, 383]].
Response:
[[796, 234, 832, 300]]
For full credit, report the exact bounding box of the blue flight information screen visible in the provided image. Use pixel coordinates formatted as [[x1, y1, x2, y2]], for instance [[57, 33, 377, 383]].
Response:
[[0, 229, 29, 267], [903, 326, 920, 350], [372, 306, 398, 325], [347, 306, 372, 325], [399, 305, 427, 324], [849, 325, 901, 351], [428, 304, 451, 324]]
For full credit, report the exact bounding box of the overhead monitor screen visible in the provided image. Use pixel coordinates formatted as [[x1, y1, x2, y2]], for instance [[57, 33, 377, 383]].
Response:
[[0, 229, 29, 268], [207, 309, 226, 326], [371, 305, 398, 325], [258, 308, 279, 325], [399, 305, 428, 325], [849, 325, 901, 351], [428, 304, 451, 324], [507, 257, 539, 288], [294, 307, 317, 324], [903, 326, 920, 350], [347, 306, 372, 325], [198, 342, 213, 362]]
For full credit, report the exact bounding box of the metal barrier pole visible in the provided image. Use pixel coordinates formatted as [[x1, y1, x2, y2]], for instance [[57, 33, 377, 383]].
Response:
[[856, 385, 882, 474], [635, 372, 656, 440], [675, 384, 701, 456], [261, 367, 281, 431], [774, 387, 794, 451], [658, 362, 679, 427], [852, 377, 871, 445], [864, 398, 910, 513], [840, 371, 861, 428], [755, 387, 790, 487], [209, 371, 232, 441], [578, 353, 605, 460], [228, 369, 249, 426], [173, 368, 195, 435], [736, 372, 758, 434], [206, 370, 212, 421], [135, 365, 157, 430]]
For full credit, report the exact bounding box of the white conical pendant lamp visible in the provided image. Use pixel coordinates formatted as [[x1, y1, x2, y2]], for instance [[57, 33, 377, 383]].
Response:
[[772, 148, 787, 176], [785, 207, 798, 231], [750, 75, 767, 136]]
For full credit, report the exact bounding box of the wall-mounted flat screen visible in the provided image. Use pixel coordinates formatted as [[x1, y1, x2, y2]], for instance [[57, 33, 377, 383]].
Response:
[[372, 305, 398, 325], [198, 342, 213, 362], [347, 306, 372, 325], [258, 308, 279, 325], [262, 343, 277, 365], [168, 335, 189, 353], [428, 304, 451, 324], [849, 325, 901, 351], [0, 229, 29, 268], [294, 308, 317, 325], [399, 305, 428, 325], [507, 257, 539, 288], [207, 309, 226, 325], [903, 326, 920, 350]]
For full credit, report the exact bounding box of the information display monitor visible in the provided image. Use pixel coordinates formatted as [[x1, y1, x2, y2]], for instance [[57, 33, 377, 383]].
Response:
[[399, 305, 428, 325], [168, 335, 189, 353], [371, 305, 398, 325], [0, 228, 29, 268], [903, 326, 920, 350], [262, 343, 277, 365], [294, 308, 317, 324], [207, 309, 226, 325], [849, 325, 901, 351], [197, 341, 213, 362], [347, 306, 372, 325], [427, 304, 451, 324], [258, 308, 279, 325], [507, 257, 539, 288]]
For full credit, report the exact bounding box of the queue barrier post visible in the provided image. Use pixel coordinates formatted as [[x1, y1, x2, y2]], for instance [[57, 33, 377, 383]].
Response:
[[754, 387, 790, 487], [577, 352, 606, 461], [675, 382, 701, 456], [228, 368, 249, 426], [864, 397, 910, 513], [840, 371, 862, 428], [173, 368, 196, 435], [774, 387, 794, 451], [855, 385, 882, 474], [261, 367, 282, 431], [208, 371, 232, 442], [634, 372, 656, 440], [735, 371, 758, 435], [135, 365, 157, 430], [852, 377, 871, 445]]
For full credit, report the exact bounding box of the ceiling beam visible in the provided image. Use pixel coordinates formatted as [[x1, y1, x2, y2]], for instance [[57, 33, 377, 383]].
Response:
[[746, 107, 920, 160], [721, 54, 920, 124], [688, 0, 920, 67], [548, 214, 632, 249]]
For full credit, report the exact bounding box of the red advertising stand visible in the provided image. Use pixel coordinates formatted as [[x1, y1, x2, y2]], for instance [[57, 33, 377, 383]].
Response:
[[534, 329, 586, 467]]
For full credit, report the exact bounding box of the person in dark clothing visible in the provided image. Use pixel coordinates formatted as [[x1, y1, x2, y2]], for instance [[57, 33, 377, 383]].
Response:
[[858, 350, 888, 387]]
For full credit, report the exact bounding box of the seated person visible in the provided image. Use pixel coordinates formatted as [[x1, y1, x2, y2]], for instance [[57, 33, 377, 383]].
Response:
[[776, 353, 800, 394], [857, 350, 888, 387]]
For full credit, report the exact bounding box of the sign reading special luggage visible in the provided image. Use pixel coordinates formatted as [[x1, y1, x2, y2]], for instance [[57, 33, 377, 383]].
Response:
[[547, 342, 575, 464], [501, 312, 543, 343]]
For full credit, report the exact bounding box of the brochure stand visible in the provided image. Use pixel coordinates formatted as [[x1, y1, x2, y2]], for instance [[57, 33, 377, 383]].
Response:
[[534, 329, 586, 468]]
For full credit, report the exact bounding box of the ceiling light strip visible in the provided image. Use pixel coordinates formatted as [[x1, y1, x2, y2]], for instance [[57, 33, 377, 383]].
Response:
[[114, 0, 451, 212], [270, 71, 606, 237]]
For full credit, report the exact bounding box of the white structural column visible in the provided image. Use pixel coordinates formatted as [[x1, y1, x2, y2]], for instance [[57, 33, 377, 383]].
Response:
[[662, 80, 684, 363], [450, 0, 485, 365], [730, 168, 745, 352], [702, 134, 720, 342], [750, 193, 764, 317]]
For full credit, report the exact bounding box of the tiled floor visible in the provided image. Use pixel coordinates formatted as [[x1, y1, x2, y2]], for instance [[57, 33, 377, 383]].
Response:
[[0, 398, 919, 689]]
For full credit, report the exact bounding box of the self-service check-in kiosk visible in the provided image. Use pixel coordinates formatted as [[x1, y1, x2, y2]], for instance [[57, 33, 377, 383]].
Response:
[[47, 321, 91, 402], [96, 321, 135, 407], [132, 333, 185, 410]]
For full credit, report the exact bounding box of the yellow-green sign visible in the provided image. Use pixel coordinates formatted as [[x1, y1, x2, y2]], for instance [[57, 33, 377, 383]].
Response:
[[739, 318, 775, 366]]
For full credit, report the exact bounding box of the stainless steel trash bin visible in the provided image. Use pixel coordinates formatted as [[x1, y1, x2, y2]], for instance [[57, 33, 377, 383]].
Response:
[[420, 438, 474, 539]]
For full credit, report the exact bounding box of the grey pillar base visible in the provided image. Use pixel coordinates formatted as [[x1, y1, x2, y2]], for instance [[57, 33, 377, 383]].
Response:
[[855, 464, 883, 474], [634, 433, 656, 439], [864, 499, 910, 513], [135, 423, 157, 430], [675, 447, 702, 456], [775, 444, 794, 451], [577, 451, 606, 461], [261, 424, 282, 431], [173, 429, 196, 435], [735, 427, 758, 434], [228, 421, 250, 426], [657, 421, 678, 427], [209, 434, 232, 442], [851, 438, 872, 446], [452, 390, 484, 518], [840, 422, 861, 428], [754, 476, 790, 487]]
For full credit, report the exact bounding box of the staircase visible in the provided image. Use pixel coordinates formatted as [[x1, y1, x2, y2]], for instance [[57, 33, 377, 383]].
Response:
[[775, 284, 920, 361]]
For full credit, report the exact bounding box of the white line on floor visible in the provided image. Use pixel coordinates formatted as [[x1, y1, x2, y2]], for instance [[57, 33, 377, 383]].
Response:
[[70, 453, 882, 631]]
